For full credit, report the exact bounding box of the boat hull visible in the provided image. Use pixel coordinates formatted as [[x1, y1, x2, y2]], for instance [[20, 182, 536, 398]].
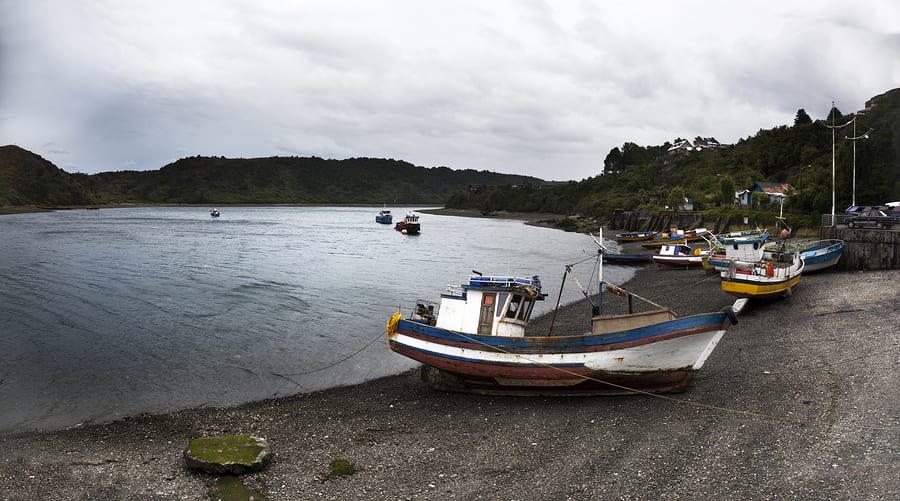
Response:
[[389, 311, 734, 395], [652, 255, 704, 268], [602, 253, 653, 265], [799, 240, 844, 273], [615, 231, 658, 243], [720, 271, 801, 299]]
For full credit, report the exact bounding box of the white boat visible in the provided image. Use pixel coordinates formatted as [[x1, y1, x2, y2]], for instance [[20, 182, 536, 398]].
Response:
[[386, 231, 747, 395], [719, 237, 804, 299], [652, 243, 707, 268]]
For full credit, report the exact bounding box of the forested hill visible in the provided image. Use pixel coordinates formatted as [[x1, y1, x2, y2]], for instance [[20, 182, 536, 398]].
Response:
[[446, 87, 900, 219], [0, 150, 544, 206], [0, 145, 95, 206]]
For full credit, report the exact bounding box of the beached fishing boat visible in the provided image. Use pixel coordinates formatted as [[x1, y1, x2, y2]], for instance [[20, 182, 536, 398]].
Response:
[[394, 213, 420, 234], [719, 237, 803, 299], [615, 230, 658, 243], [385, 232, 747, 395], [652, 244, 707, 268], [798, 239, 845, 273], [702, 229, 769, 274], [602, 252, 654, 265], [639, 228, 708, 248]]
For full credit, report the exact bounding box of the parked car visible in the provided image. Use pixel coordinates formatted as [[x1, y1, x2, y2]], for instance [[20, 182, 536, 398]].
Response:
[[845, 210, 899, 229]]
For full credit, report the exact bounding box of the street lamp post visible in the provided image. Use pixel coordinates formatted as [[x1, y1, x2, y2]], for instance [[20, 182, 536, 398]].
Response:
[[845, 116, 873, 208], [824, 101, 855, 226]]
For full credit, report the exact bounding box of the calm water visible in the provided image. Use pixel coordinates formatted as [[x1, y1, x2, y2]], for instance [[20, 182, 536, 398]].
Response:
[[0, 207, 632, 433]]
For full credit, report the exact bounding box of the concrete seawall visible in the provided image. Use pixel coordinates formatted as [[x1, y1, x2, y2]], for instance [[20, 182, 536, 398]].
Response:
[[820, 226, 900, 270]]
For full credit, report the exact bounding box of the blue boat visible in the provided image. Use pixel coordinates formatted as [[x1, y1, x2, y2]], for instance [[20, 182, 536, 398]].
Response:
[[375, 208, 393, 224], [798, 239, 845, 273]]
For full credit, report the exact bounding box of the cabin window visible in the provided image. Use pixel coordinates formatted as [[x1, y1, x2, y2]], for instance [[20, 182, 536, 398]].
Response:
[[495, 293, 509, 318], [504, 293, 534, 321], [520, 297, 534, 320], [506, 294, 523, 318]]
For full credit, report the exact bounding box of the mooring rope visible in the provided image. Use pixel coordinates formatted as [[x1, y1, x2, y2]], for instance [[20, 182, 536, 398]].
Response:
[[447, 321, 899, 433], [270, 330, 387, 380]]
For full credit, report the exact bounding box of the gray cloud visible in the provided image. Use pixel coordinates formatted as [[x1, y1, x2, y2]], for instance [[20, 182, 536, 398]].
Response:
[[2, 1, 898, 181]]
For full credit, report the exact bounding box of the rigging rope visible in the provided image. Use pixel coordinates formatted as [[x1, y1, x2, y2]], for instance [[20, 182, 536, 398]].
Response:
[[271, 329, 387, 380], [447, 327, 898, 432]]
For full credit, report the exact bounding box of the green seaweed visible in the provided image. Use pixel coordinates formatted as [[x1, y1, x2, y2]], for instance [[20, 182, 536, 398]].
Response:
[[187, 435, 265, 465], [328, 458, 355, 477]]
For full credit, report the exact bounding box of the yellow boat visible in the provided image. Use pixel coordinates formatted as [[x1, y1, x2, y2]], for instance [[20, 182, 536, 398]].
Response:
[[719, 249, 804, 299]]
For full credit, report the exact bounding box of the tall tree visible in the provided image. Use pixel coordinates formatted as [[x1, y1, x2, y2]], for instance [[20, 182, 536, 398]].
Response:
[[794, 108, 812, 125], [603, 147, 623, 173]]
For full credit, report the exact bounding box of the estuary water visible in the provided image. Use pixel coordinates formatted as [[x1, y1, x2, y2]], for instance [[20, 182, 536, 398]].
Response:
[[0, 206, 633, 433]]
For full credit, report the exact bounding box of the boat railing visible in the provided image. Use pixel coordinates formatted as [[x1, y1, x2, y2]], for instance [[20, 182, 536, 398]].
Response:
[[467, 275, 541, 290]]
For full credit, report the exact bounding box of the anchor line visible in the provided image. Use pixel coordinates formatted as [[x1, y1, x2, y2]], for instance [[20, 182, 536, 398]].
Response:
[[271, 330, 386, 380], [444, 329, 898, 433]]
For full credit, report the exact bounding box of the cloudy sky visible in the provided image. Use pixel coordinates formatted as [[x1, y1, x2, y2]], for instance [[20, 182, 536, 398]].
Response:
[[2, 1, 898, 181]]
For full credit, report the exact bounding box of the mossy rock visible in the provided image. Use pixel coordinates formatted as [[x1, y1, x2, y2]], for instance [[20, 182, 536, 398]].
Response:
[[184, 435, 273, 475], [328, 458, 356, 477]]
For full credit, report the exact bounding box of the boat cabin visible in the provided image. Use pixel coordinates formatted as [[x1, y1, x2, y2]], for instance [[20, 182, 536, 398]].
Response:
[[419, 275, 545, 337], [722, 233, 768, 262], [657, 244, 698, 257]]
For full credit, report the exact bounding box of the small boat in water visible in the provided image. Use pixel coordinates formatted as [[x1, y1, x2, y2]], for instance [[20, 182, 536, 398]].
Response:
[[615, 230, 658, 243], [652, 244, 707, 268], [386, 232, 746, 396], [375, 208, 393, 224], [210, 208, 220, 218], [798, 239, 845, 273], [394, 213, 421, 234]]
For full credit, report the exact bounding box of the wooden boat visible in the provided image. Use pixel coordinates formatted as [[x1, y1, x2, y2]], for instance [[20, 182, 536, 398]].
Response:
[[798, 239, 845, 273], [394, 213, 420, 234], [386, 232, 747, 396], [375, 208, 393, 224], [719, 237, 803, 299], [615, 230, 658, 243], [652, 244, 707, 268], [702, 229, 769, 274], [602, 252, 653, 265], [640, 235, 687, 248]]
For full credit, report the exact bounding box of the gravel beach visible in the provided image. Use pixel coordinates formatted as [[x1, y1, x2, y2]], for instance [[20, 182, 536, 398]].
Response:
[[1, 264, 898, 500]]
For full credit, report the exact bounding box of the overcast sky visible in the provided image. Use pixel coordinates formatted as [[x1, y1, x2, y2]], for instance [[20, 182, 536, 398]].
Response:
[[2, 1, 898, 181]]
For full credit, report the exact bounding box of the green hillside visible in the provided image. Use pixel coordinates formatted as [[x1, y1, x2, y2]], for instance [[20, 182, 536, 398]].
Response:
[[446, 88, 900, 221], [3, 87, 899, 217], [1, 152, 541, 206], [0, 145, 96, 207]]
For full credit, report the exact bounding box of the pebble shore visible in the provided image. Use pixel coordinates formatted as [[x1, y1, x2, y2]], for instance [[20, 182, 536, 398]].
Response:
[[1, 265, 897, 500]]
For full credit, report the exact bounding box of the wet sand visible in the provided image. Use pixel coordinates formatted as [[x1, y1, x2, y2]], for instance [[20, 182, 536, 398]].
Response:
[[1, 263, 897, 500]]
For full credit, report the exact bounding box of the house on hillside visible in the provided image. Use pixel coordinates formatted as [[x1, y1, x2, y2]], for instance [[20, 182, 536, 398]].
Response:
[[667, 140, 695, 156], [736, 182, 793, 207], [667, 138, 729, 156]]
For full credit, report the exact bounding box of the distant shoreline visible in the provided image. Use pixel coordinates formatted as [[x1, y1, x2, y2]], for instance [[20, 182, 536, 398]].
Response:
[[0, 203, 447, 216]]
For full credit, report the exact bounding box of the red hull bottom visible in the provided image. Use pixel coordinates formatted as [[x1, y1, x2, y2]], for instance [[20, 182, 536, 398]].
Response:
[[420, 366, 696, 396]]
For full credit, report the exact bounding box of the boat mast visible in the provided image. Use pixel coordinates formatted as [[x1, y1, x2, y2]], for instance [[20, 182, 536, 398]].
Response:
[[590, 230, 606, 316]]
